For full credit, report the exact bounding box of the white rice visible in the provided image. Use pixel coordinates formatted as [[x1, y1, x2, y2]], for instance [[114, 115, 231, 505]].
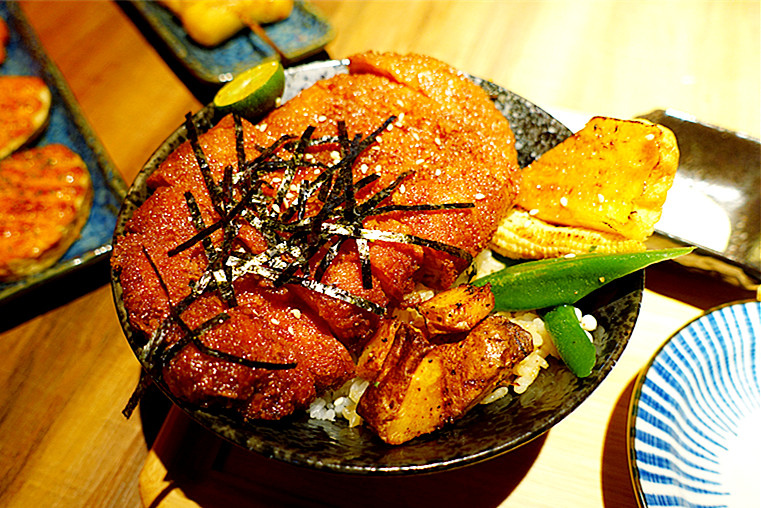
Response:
[[308, 377, 369, 427]]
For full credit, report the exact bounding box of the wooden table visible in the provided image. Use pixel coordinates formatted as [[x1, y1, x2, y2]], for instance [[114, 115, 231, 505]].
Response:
[[2, 1, 758, 506]]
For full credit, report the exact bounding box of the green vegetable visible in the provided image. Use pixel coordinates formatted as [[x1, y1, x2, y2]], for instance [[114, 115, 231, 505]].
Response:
[[472, 247, 693, 311], [543, 304, 596, 377]]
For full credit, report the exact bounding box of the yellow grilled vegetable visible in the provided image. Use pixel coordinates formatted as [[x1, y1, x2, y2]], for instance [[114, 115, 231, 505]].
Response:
[[160, 0, 293, 47], [516, 117, 679, 242], [490, 208, 645, 259]]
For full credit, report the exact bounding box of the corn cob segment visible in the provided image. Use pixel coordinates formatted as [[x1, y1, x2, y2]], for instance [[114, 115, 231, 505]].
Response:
[[490, 208, 645, 260]]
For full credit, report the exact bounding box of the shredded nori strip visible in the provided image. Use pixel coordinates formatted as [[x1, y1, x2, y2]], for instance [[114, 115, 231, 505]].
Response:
[[185, 113, 225, 217]]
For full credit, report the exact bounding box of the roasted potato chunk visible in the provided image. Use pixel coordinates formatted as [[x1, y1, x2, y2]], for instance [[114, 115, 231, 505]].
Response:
[[356, 318, 405, 381], [417, 283, 495, 335], [358, 314, 533, 445]]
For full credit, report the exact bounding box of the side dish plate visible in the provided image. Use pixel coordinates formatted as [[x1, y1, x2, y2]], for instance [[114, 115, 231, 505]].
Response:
[[640, 110, 760, 290], [629, 300, 761, 507], [113, 59, 644, 474], [0, 3, 126, 303], [128, 0, 335, 85]]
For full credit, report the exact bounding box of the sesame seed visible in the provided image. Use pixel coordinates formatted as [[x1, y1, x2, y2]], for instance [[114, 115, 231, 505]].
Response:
[[386, 123, 394, 132], [412, 132, 420, 141], [597, 193, 605, 203], [375, 135, 383, 143], [257, 123, 267, 132], [474, 193, 486, 200], [560, 196, 568, 207], [528, 208, 539, 215], [291, 309, 302, 319], [645, 133, 655, 140], [375, 164, 382, 172], [271, 318, 280, 326], [434, 169, 442, 176], [396, 100, 405, 108], [434, 137, 441, 146], [399, 184, 406, 194], [415, 158, 425, 165], [317, 115, 327, 122]]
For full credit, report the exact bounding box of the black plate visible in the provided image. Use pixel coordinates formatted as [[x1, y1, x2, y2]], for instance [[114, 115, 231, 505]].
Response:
[[112, 60, 643, 475]]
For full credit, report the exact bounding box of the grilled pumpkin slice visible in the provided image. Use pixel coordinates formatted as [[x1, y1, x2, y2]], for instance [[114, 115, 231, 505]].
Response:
[[515, 116, 678, 242]]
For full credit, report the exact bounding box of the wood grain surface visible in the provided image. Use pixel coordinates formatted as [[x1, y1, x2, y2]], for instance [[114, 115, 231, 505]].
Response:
[[1, 2, 758, 507]]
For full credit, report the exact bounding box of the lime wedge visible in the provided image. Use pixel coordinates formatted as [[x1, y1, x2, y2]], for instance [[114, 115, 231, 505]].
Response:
[[213, 60, 285, 121]]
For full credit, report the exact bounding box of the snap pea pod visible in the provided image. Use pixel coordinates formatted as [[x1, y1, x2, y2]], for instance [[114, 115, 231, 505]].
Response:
[[543, 304, 596, 377], [471, 247, 693, 311]]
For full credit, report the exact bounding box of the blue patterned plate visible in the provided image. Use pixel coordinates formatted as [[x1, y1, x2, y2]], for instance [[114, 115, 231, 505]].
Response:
[[0, 3, 126, 303], [128, 1, 334, 85], [629, 300, 761, 507]]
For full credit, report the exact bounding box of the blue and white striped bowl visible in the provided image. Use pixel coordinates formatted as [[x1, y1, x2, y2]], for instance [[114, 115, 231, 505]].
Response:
[[629, 300, 761, 508]]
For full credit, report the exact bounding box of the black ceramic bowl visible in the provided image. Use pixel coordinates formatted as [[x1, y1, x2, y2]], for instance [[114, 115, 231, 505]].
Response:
[[112, 60, 643, 475]]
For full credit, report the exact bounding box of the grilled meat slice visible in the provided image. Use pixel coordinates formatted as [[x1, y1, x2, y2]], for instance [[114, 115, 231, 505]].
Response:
[[0, 144, 92, 281], [0, 76, 51, 159]]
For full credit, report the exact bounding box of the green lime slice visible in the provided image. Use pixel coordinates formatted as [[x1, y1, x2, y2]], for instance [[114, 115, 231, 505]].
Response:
[[213, 60, 285, 121]]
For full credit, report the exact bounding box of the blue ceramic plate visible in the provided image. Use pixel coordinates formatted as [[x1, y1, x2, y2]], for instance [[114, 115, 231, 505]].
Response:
[[629, 300, 761, 507], [0, 3, 126, 302], [129, 0, 334, 85], [113, 59, 644, 474]]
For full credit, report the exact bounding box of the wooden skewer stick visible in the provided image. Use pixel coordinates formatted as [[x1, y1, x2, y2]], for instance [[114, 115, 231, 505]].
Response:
[[239, 15, 290, 64]]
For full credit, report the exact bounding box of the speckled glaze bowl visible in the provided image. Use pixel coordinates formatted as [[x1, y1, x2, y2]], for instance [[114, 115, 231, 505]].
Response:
[[112, 60, 644, 475]]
